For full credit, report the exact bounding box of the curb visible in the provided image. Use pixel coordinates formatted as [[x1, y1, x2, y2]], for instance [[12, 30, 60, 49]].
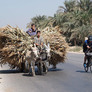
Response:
[[68, 51, 84, 54]]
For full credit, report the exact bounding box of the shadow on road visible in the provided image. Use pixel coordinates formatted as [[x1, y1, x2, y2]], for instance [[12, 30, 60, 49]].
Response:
[[22, 71, 43, 77], [22, 68, 63, 77], [0, 70, 21, 74], [48, 68, 63, 72], [22, 68, 39, 77], [76, 70, 88, 73], [22, 73, 33, 77]]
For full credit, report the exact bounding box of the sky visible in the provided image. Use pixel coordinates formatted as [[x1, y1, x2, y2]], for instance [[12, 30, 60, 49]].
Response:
[[0, 0, 65, 31]]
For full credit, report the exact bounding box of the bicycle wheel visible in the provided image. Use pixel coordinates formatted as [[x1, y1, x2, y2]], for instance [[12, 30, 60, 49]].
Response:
[[90, 66, 92, 73], [85, 58, 90, 72], [90, 59, 92, 73]]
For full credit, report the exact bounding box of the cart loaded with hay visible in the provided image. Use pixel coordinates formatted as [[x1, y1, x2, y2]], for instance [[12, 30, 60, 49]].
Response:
[[0, 25, 68, 72]]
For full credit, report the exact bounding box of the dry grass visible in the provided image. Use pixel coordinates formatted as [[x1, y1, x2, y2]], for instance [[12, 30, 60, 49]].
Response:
[[42, 26, 68, 66], [0, 25, 33, 69], [0, 25, 68, 69]]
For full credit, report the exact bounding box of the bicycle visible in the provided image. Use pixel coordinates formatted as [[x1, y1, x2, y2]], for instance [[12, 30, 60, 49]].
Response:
[[84, 50, 92, 72]]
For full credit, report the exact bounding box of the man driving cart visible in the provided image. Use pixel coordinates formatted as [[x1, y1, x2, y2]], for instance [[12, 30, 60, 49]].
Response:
[[34, 31, 44, 51]]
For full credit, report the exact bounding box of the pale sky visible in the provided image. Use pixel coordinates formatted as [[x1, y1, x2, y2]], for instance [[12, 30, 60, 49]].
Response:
[[0, 0, 65, 31]]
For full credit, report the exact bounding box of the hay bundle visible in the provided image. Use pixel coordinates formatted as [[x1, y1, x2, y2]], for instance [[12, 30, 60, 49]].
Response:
[[42, 26, 68, 66], [0, 25, 32, 69], [0, 25, 68, 69]]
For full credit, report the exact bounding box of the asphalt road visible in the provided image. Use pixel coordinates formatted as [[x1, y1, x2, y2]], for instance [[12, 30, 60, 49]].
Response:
[[0, 53, 92, 92]]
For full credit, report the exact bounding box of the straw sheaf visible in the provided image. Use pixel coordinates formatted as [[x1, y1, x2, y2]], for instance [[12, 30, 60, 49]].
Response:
[[42, 27, 68, 66], [0, 25, 33, 69]]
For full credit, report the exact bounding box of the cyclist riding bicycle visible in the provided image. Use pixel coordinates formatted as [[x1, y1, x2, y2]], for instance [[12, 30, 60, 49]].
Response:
[[83, 36, 92, 68]]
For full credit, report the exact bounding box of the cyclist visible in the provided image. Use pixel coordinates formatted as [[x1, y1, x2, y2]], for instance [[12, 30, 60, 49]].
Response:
[[83, 36, 92, 67]]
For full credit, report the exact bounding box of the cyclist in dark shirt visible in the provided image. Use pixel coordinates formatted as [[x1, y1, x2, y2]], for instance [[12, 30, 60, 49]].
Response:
[[83, 36, 92, 67]]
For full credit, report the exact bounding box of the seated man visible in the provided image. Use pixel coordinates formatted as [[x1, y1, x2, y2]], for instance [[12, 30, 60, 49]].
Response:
[[83, 36, 92, 67], [34, 31, 44, 51], [26, 23, 37, 36]]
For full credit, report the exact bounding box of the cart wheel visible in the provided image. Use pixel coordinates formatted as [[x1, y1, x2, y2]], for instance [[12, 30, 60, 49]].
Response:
[[20, 62, 25, 72], [38, 61, 44, 75], [43, 62, 48, 74]]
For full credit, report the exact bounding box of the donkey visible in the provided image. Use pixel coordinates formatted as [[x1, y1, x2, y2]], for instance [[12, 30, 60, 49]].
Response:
[[25, 44, 39, 76], [25, 42, 51, 76], [44, 42, 51, 60], [37, 42, 51, 74]]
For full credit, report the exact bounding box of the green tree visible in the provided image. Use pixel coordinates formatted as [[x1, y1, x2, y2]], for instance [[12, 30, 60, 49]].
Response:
[[27, 0, 92, 46]]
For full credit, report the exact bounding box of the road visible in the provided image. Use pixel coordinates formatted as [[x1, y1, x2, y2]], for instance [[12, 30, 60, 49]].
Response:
[[0, 53, 92, 92]]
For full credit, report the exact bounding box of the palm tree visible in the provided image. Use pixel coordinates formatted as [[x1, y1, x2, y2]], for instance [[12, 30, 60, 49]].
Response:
[[78, 0, 91, 11], [57, 0, 76, 13], [26, 15, 48, 29], [27, 0, 92, 46]]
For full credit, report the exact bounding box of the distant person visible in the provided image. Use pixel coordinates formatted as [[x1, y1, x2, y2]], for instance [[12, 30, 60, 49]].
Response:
[[26, 24, 37, 36], [83, 36, 92, 67]]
